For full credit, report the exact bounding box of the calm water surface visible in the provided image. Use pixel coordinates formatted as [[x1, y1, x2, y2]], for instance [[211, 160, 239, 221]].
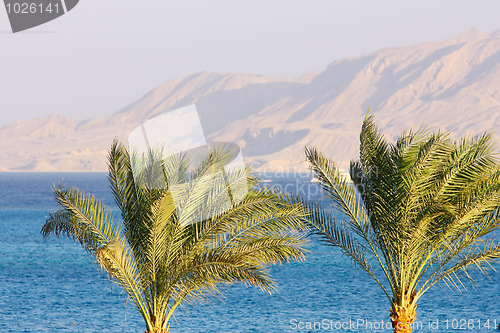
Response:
[[0, 173, 498, 332]]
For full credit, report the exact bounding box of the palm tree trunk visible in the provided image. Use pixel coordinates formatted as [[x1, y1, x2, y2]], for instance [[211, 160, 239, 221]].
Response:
[[390, 303, 417, 333], [145, 320, 170, 333], [145, 327, 169, 333]]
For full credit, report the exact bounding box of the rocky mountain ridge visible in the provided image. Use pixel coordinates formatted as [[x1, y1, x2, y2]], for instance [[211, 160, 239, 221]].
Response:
[[1, 28, 499, 172]]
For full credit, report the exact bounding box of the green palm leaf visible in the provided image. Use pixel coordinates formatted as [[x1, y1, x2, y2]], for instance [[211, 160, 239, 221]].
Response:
[[42, 139, 308, 333], [304, 113, 500, 333]]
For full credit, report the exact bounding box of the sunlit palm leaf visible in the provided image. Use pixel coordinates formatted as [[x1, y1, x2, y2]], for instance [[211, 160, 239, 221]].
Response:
[[42, 139, 308, 333], [304, 113, 500, 332]]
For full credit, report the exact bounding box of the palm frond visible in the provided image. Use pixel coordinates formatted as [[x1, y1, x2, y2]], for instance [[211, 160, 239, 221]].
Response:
[[43, 185, 120, 253], [96, 237, 151, 326], [303, 199, 391, 301]]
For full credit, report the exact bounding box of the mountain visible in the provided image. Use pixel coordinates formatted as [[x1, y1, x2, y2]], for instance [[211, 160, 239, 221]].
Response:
[[1, 28, 500, 173]]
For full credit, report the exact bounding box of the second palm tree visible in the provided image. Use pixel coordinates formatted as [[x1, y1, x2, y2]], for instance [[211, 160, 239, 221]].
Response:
[[305, 115, 500, 333]]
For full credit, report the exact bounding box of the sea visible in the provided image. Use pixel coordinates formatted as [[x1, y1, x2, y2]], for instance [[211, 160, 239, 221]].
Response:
[[0, 173, 498, 333]]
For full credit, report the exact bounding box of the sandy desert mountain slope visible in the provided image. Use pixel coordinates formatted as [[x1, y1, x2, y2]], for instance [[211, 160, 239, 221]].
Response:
[[1, 28, 500, 173]]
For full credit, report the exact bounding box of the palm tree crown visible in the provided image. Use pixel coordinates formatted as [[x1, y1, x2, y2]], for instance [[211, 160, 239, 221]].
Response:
[[42, 140, 308, 333], [305, 115, 500, 333]]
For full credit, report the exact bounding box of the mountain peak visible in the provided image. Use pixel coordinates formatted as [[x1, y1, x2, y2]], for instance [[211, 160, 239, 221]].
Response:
[[448, 27, 491, 43]]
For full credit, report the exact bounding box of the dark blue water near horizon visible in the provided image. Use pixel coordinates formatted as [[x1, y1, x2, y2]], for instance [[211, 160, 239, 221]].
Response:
[[0, 173, 498, 333]]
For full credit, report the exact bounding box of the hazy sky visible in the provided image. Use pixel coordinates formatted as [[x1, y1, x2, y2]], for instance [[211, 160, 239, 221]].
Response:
[[1, 0, 499, 127]]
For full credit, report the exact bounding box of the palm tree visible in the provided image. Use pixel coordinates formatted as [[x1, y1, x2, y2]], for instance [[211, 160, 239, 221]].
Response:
[[304, 115, 500, 333], [42, 140, 307, 333]]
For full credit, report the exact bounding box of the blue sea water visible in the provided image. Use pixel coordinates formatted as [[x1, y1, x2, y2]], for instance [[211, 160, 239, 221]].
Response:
[[0, 173, 498, 333]]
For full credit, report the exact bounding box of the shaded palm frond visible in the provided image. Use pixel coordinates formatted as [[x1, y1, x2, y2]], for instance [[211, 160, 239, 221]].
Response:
[[44, 185, 120, 253]]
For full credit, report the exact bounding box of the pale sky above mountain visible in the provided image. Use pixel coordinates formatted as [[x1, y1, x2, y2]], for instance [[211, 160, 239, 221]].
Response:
[[1, 0, 500, 127]]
